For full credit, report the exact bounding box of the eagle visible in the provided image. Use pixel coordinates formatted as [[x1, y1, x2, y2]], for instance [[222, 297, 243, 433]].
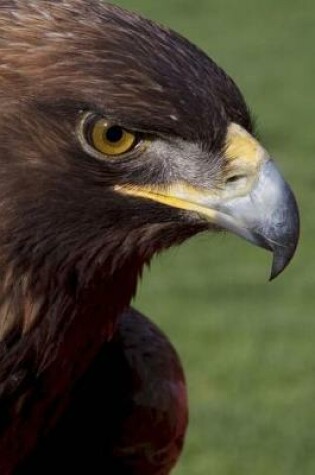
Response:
[[0, 1, 299, 474]]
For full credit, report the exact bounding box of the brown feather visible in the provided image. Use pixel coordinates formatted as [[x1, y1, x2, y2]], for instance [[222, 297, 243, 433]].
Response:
[[0, 1, 252, 472]]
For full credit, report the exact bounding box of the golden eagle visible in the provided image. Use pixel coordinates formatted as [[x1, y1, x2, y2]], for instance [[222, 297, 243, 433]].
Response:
[[0, 1, 299, 474]]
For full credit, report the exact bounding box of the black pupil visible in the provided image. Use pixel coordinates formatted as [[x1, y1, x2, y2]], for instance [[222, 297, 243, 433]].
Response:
[[105, 126, 124, 143]]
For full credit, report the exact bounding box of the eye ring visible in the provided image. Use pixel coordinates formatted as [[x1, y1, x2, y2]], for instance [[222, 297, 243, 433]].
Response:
[[78, 113, 142, 159]]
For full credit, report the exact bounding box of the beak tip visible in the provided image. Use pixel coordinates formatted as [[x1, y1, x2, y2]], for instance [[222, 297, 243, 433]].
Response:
[[269, 265, 281, 282], [269, 240, 299, 282]]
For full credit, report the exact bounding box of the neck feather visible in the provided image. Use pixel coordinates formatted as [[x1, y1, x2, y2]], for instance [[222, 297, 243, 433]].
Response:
[[0, 256, 143, 473]]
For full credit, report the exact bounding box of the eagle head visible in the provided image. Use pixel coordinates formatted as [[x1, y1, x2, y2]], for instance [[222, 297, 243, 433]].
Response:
[[0, 2, 299, 302]]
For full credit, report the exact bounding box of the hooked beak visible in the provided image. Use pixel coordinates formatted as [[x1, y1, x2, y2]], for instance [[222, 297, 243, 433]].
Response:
[[199, 158, 300, 280], [115, 123, 300, 279]]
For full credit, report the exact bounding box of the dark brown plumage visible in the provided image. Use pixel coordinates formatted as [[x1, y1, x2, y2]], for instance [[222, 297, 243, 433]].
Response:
[[18, 309, 188, 474], [0, 1, 299, 474], [0, 2, 218, 472]]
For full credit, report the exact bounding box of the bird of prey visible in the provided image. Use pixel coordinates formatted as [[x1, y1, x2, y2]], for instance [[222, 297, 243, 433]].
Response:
[[0, 1, 299, 474]]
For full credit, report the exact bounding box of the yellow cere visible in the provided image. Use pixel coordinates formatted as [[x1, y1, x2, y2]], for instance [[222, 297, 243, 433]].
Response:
[[91, 119, 136, 156], [225, 123, 263, 164]]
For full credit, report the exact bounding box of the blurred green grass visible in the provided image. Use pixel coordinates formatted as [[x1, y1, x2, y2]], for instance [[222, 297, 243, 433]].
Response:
[[115, 1, 314, 473]]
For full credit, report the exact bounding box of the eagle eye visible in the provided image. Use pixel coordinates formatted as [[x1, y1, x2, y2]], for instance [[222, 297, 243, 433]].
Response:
[[80, 113, 138, 158]]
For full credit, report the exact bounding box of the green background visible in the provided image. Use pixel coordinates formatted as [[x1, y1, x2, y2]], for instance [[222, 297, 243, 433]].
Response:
[[115, 1, 314, 474]]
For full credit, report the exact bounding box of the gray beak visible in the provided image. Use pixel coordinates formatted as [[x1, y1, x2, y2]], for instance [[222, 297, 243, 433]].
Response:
[[212, 160, 300, 279]]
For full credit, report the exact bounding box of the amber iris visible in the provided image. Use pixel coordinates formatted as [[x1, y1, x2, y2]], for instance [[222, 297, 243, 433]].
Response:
[[90, 118, 137, 156]]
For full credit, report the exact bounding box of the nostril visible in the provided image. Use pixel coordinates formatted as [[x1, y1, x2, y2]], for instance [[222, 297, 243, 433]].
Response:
[[226, 174, 247, 184]]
